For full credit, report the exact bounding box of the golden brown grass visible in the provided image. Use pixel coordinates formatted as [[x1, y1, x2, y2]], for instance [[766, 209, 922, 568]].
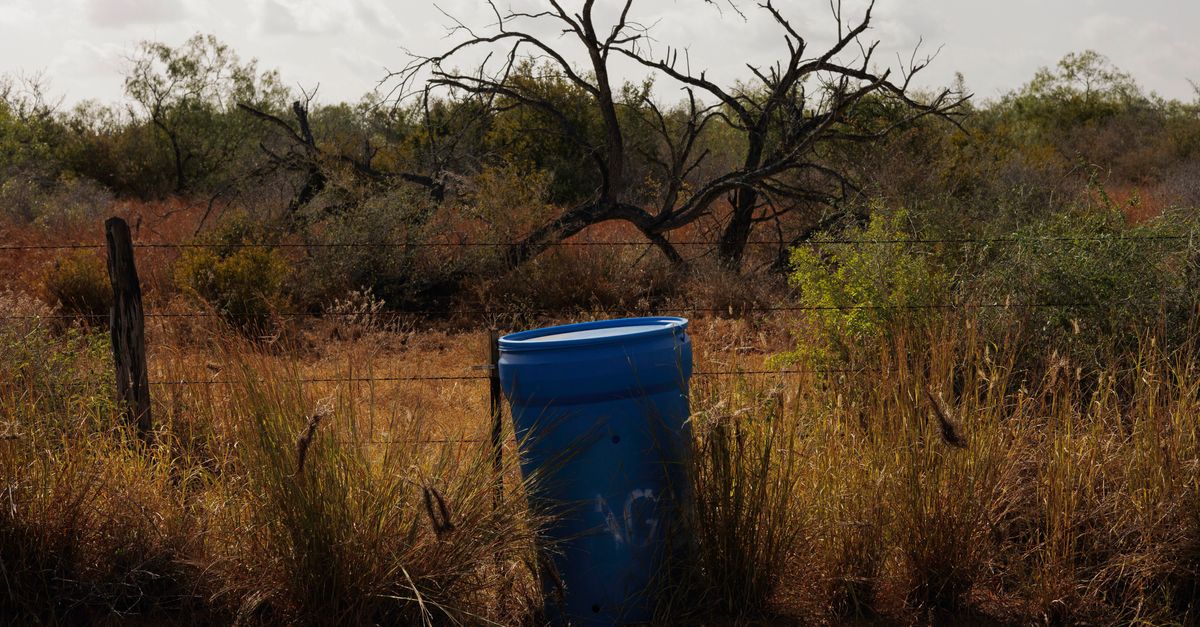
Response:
[[3, 294, 1200, 624], [1, 303, 544, 624]]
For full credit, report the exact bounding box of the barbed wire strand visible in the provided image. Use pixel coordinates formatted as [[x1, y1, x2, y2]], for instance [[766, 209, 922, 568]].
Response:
[[143, 368, 865, 386], [0, 301, 1138, 322], [0, 234, 1193, 252]]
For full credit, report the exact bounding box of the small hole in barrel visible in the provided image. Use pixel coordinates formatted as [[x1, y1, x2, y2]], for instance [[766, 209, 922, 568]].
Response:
[[591, 604, 601, 613], [610, 435, 620, 444]]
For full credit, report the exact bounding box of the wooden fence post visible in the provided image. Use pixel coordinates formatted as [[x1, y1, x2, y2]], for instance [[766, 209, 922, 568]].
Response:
[[489, 329, 503, 509], [105, 217, 152, 442]]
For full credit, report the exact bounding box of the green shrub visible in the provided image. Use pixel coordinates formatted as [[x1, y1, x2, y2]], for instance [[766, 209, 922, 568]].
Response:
[[174, 215, 287, 331], [293, 187, 432, 309], [971, 200, 1199, 369], [41, 250, 112, 324], [295, 164, 559, 311], [0, 172, 113, 229], [784, 208, 949, 363]]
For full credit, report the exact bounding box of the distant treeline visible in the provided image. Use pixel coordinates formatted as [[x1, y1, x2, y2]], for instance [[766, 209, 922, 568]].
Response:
[[4, 34, 1200, 373], [1, 35, 1196, 228]]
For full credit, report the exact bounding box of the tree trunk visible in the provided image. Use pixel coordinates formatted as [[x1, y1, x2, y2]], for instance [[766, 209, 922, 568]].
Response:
[[717, 129, 766, 269], [152, 116, 186, 194], [717, 186, 758, 269], [505, 201, 683, 271]]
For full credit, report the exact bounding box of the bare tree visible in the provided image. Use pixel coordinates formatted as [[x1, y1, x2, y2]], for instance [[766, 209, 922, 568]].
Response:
[[393, 0, 966, 270], [234, 87, 458, 230], [0, 72, 62, 123], [234, 87, 346, 226]]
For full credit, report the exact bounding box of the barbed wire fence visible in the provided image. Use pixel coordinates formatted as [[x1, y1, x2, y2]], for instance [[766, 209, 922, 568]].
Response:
[[1, 218, 1196, 446], [2, 232, 1193, 251]]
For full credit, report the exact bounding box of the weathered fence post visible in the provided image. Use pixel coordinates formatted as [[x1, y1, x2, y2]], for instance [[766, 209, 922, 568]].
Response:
[[489, 329, 503, 510], [105, 217, 152, 442]]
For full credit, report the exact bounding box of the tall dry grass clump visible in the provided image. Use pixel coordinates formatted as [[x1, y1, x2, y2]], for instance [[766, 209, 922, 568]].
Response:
[[0, 315, 541, 624], [198, 354, 541, 624], [667, 380, 807, 620], [1011, 335, 1200, 624], [790, 322, 1014, 619], [0, 429, 204, 622], [0, 304, 202, 622], [677, 315, 1200, 623]]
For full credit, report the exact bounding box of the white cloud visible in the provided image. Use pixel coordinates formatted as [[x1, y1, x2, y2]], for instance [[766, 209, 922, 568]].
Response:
[[49, 39, 126, 78], [335, 47, 386, 81], [1075, 12, 1200, 98], [1, 0, 1197, 107], [42, 38, 129, 104], [86, 0, 187, 28], [257, 0, 347, 36], [350, 0, 402, 37], [0, 0, 37, 26], [258, 0, 303, 35]]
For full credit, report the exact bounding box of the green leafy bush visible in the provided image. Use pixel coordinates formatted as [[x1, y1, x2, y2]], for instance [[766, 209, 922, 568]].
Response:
[[293, 186, 436, 309], [784, 209, 949, 362], [174, 215, 288, 331], [41, 250, 112, 324], [971, 201, 1199, 368]]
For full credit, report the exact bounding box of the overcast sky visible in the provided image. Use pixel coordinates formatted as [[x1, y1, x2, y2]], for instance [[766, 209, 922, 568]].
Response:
[[1, 0, 1197, 109]]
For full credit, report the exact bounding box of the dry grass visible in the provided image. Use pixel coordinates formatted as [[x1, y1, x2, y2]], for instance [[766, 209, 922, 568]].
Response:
[[3, 286, 1200, 624], [1, 306, 543, 624]]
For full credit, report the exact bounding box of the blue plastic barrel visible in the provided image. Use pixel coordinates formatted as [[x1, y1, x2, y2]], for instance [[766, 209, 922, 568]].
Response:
[[498, 317, 693, 625]]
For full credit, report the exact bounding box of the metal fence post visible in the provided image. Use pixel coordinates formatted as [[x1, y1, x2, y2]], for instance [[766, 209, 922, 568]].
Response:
[[489, 329, 503, 511]]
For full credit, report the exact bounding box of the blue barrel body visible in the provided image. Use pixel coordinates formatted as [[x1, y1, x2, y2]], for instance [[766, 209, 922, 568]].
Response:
[[498, 317, 692, 625]]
